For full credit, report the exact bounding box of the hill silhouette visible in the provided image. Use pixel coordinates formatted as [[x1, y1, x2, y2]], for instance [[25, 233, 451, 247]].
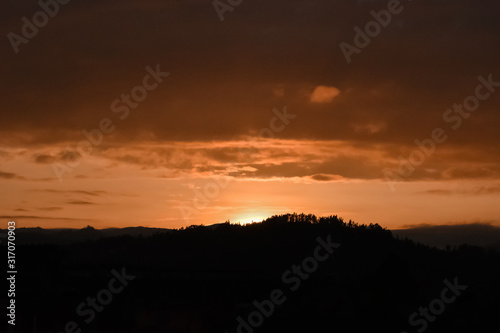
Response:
[[392, 223, 500, 251], [2, 213, 499, 333], [1, 225, 171, 245]]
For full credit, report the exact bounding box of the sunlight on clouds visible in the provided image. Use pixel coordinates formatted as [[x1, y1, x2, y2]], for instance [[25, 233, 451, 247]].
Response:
[[310, 86, 340, 103]]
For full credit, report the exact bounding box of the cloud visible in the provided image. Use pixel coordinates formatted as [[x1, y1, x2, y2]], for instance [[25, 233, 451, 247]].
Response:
[[33, 154, 57, 164], [31, 150, 81, 166], [442, 166, 496, 179], [22, 139, 495, 183], [0, 170, 25, 180], [59, 150, 81, 162], [309, 86, 340, 103], [310, 174, 344, 181], [422, 189, 454, 195], [0, 171, 17, 179], [67, 201, 96, 205], [0, 215, 89, 221], [421, 185, 500, 196], [0, 0, 499, 188], [0, 0, 499, 152], [38, 207, 63, 211], [30, 189, 107, 196]]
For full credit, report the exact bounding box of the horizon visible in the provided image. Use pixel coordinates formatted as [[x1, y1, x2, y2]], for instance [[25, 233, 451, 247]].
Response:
[[3, 216, 500, 231]]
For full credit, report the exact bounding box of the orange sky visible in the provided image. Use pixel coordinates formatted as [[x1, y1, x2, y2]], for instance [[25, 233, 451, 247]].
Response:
[[1, 0, 500, 229]]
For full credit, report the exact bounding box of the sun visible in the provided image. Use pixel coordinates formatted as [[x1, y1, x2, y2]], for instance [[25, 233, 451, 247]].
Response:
[[234, 214, 268, 225]]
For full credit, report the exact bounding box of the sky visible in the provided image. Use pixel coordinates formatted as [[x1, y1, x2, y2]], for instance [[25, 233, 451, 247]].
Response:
[[1, 0, 500, 229]]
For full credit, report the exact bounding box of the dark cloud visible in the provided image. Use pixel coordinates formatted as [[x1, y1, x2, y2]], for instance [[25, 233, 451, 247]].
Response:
[[67, 201, 96, 205], [30, 189, 107, 196], [0, 171, 17, 179], [31, 151, 81, 164], [0, 215, 88, 220], [422, 189, 454, 196], [1, 0, 499, 150], [421, 184, 500, 195], [38, 207, 63, 211], [310, 174, 344, 181], [0, 0, 499, 191], [34, 154, 56, 164], [90, 141, 499, 181], [0, 170, 25, 180]]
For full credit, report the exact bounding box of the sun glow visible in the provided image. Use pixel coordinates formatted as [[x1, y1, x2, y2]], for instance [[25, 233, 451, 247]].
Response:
[[234, 214, 268, 225]]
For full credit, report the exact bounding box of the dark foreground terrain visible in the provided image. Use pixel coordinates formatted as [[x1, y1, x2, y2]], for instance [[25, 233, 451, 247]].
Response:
[[2, 214, 499, 333]]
